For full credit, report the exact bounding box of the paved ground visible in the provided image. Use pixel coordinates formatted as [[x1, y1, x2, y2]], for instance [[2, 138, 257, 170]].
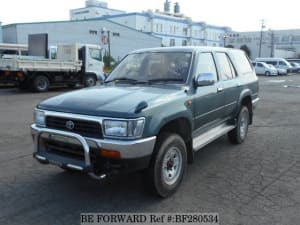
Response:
[[0, 75, 300, 225]]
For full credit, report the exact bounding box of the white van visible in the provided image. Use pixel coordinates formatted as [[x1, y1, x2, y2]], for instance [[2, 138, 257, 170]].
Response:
[[255, 57, 293, 73]]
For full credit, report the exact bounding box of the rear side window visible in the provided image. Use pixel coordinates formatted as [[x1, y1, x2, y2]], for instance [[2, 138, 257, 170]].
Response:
[[267, 61, 276, 66], [229, 50, 253, 76], [196, 52, 218, 82], [215, 52, 235, 81]]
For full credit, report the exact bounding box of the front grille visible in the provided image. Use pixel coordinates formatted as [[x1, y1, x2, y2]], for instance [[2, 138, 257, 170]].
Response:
[[46, 116, 102, 138]]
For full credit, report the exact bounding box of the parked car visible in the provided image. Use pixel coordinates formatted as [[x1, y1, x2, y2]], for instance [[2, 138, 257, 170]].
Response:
[[252, 61, 278, 76], [289, 62, 300, 73], [286, 58, 300, 64], [31, 47, 259, 197], [255, 57, 293, 73], [267, 64, 287, 75]]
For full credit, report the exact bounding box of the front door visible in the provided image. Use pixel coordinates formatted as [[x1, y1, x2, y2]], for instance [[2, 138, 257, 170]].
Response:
[[85, 46, 105, 80]]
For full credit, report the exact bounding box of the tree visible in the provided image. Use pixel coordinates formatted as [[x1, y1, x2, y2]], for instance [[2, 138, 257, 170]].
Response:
[[103, 55, 116, 73], [240, 45, 251, 57]]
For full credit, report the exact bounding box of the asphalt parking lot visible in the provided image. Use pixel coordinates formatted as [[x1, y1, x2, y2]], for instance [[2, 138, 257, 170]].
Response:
[[0, 75, 300, 225]]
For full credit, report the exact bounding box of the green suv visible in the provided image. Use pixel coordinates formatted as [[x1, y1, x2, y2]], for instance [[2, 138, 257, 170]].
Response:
[[31, 47, 259, 197]]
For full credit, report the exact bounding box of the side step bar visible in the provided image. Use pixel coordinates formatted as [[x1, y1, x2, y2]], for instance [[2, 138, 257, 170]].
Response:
[[193, 124, 235, 151]]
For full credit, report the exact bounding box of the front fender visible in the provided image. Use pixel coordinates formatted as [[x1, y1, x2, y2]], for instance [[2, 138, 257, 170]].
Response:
[[144, 102, 194, 137]]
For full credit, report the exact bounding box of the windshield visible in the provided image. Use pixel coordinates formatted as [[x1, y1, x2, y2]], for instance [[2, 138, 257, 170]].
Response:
[[267, 64, 275, 69], [106, 52, 192, 84]]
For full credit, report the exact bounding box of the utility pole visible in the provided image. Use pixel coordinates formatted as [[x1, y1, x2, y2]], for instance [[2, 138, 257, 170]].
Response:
[[258, 19, 265, 57], [270, 30, 274, 57], [107, 30, 111, 59], [101, 27, 111, 65]]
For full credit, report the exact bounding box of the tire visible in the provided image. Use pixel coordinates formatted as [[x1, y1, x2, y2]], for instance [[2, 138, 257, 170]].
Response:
[[228, 106, 250, 144], [33, 75, 49, 92], [265, 71, 270, 76], [84, 74, 97, 87], [145, 133, 187, 197]]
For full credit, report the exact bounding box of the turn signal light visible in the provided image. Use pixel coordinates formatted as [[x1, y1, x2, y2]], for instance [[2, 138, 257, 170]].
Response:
[[100, 149, 121, 159]]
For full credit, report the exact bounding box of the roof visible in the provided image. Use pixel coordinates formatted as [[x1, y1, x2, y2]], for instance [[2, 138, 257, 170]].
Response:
[[2, 18, 161, 40], [130, 46, 241, 54], [101, 12, 229, 30]]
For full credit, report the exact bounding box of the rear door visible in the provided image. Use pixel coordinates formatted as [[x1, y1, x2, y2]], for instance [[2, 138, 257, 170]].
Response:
[[214, 52, 240, 118]]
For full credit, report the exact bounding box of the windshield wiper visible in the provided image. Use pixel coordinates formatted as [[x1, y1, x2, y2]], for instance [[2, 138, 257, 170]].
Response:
[[105, 78, 142, 84], [148, 78, 184, 83]]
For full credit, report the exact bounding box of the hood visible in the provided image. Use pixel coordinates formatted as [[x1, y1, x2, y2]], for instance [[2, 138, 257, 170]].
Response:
[[38, 85, 185, 117]]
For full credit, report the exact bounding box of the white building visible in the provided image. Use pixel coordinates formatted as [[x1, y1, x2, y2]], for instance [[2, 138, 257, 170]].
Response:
[[71, 0, 231, 47], [226, 30, 300, 59], [2, 19, 161, 60], [0, 22, 2, 43], [70, 0, 125, 20]]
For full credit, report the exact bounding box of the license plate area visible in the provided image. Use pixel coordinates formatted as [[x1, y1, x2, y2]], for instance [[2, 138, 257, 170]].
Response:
[[39, 133, 85, 161]]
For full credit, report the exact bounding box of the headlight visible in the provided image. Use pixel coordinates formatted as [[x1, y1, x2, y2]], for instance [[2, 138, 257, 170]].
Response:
[[34, 110, 46, 127], [103, 118, 145, 138]]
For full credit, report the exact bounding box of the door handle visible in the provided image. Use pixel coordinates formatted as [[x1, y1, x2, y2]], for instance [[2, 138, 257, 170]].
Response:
[[236, 83, 241, 87], [217, 87, 223, 93], [89, 63, 93, 66]]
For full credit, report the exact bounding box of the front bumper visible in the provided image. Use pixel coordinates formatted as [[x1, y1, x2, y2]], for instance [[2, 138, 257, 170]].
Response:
[[31, 124, 156, 178]]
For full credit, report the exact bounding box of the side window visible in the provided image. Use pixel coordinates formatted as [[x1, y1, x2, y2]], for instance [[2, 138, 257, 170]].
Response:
[[196, 52, 218, 82], [257, 63, 263, 67], [89, 48, 102, 61], [215, 52, 235, 80], [21, 50, 29, 56], [268, 61, 276, 66], [279, 61, 286, 66]]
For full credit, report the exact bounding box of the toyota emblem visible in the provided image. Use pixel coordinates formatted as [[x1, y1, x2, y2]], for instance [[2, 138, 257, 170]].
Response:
[[65, 120, 75, 130]]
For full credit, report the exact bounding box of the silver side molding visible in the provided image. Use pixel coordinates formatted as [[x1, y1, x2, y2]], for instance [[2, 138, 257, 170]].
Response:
[[193, 124, 235, 151], [252, 97, 260, 105], [66, 164, 84, 171]]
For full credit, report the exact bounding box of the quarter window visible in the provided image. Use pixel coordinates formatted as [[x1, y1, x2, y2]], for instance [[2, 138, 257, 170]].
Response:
[[229, 50, 253, 76]]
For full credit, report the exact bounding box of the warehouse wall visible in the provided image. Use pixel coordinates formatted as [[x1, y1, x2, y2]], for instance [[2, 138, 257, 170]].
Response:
[[2, 19, 161, 60], [2, 24, 18, 44]]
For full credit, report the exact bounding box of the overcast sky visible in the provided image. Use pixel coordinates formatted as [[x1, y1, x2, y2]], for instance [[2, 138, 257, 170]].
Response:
[[0, 0, 299, 32]]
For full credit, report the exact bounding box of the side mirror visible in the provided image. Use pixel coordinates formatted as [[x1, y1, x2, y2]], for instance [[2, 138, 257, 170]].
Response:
[[194, 73, 215, 87]]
